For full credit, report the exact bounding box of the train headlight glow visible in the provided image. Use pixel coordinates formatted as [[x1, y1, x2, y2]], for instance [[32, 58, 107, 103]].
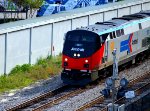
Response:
[[77, 54, 80, 57], [65, 58, 68, 61], [85, 60, 88, 63], [74, 53, 77, 57]]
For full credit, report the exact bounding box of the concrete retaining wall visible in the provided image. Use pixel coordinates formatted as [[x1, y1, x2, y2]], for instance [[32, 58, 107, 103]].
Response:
[[0, 0, 150, 74]]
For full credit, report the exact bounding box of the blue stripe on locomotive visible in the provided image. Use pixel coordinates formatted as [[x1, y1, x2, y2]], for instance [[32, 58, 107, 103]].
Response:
[[120, 45, 130, 53], [120, 34, 132, 53]]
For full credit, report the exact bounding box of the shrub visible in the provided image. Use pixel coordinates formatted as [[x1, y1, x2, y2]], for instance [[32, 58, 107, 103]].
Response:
[[0, 55, 62, 93], [10, 64, 32, 74]]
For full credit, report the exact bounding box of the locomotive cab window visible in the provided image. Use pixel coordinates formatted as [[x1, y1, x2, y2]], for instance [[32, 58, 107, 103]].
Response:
[[66, 31, 98, 43], [63, 30, 103, 58]]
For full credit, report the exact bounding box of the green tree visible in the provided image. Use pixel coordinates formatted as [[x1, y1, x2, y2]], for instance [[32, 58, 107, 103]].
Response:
[[9, 0, 43, 18], [26, 0, 44, 18]]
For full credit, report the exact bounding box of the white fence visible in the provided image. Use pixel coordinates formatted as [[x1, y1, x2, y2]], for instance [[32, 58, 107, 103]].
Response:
[[0, 0, 150, 74]]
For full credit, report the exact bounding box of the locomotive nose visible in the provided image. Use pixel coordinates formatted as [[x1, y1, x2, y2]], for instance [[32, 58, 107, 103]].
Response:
[[62, 55, 91, 70]]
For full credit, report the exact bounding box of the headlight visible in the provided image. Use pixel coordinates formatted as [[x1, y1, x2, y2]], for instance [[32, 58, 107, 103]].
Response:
[[85, 59, 88, 63], [65, 58, 68, 61], [77, 54, 80, 57], [74, 53, 76, 57]]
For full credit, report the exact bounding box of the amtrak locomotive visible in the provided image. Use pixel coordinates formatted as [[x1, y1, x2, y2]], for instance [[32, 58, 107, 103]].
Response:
[[61, 10, 150, 85]]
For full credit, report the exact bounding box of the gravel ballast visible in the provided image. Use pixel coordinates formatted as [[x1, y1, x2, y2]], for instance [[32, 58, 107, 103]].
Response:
[[0, 75, 64, 110], [46, 58, 150, 111]]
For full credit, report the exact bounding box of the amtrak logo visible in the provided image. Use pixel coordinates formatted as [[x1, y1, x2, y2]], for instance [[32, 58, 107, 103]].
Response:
[[120, 33, 133, 53], [71, 47, 84, 52]]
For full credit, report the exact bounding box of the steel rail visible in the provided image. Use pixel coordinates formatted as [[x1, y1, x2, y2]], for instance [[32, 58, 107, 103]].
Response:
[[32, 80, 106, 111], [6, 76, 105, 111], [6, 81, 102, 111], [31, 79, 106, 111], [6, 84, 69, 111], [32, 88, 85, 111]]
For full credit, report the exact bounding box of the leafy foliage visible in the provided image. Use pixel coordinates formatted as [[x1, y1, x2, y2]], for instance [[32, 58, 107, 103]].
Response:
[[9, 0, 43, 8], [0, 55, 62, 93], [8, 0, 44, 18], [10, 64, 32, 74]]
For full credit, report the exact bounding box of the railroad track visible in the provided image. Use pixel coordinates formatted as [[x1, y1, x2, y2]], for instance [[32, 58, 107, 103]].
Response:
[[6, 84, 69, 111], [6, 57, 150, 111], [32, 87, 85, 111], [31, 79, 107, 111], [6, 72, 150, 111], [6, 79, 103, 111], [76, 71, 150, 111]]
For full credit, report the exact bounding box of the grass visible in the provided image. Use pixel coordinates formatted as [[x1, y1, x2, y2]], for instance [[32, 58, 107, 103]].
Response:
[[0, 55, 62, 93]]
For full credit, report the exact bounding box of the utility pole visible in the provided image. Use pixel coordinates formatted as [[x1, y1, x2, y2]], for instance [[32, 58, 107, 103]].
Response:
[[112, 49, 118, 111], [101, 49, 128, 111]]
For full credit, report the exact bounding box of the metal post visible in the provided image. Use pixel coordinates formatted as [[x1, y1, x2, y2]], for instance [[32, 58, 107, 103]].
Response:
[[26, 9, 28, 19], [112, 77, 115, 111], [112, 49, 118, 111], [4, 33, 8, 75], [112, 49, 118, 78], [29, 28, 32, 64]]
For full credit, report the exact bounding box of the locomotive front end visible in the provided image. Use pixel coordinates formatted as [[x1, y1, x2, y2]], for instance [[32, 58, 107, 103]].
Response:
[[61, 30, 102, 85]]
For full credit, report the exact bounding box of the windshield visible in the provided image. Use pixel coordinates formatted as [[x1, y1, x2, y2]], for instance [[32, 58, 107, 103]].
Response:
[[63, 30, 101, 58], [65, 30, 98, 43]]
